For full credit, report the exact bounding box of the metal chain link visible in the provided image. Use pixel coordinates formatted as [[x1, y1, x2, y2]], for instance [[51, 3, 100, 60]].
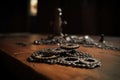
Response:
[[33, 35, 120, 51], [28, 44, 101, 69]]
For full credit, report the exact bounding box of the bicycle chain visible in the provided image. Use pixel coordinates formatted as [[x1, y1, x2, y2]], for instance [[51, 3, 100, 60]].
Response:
[[28, 44, 101, 69], [33, 35, 120, 51]]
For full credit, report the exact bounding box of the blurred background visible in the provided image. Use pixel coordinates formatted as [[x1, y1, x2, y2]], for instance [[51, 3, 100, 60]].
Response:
[[0, 0, 120, 36]]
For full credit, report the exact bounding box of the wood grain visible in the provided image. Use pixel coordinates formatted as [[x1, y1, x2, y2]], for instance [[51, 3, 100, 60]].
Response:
[[0, 34, 120, 80]]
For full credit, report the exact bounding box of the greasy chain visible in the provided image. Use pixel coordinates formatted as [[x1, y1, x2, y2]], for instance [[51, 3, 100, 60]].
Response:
[[28, 43, 101, 69], [33, 35, 120, 51]]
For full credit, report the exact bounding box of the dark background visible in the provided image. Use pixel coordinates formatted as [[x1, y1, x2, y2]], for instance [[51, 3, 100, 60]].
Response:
[[0, 0, 120, 37]]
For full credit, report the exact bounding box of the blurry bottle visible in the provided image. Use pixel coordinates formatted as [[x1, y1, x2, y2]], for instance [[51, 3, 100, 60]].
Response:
[[51, 8, 67, 36]]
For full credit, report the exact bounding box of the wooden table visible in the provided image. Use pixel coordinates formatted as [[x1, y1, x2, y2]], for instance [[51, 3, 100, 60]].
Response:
[[0, 33, 120, 80]]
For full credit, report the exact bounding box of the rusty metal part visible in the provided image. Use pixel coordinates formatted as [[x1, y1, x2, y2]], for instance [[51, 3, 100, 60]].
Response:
[[33, 34, 120, 51], [28, 47, 101, 69], [60, 43, 80, 50]]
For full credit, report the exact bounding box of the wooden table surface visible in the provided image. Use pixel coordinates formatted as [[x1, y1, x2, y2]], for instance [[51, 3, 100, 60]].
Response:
[[0, 34, 120, 80]]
